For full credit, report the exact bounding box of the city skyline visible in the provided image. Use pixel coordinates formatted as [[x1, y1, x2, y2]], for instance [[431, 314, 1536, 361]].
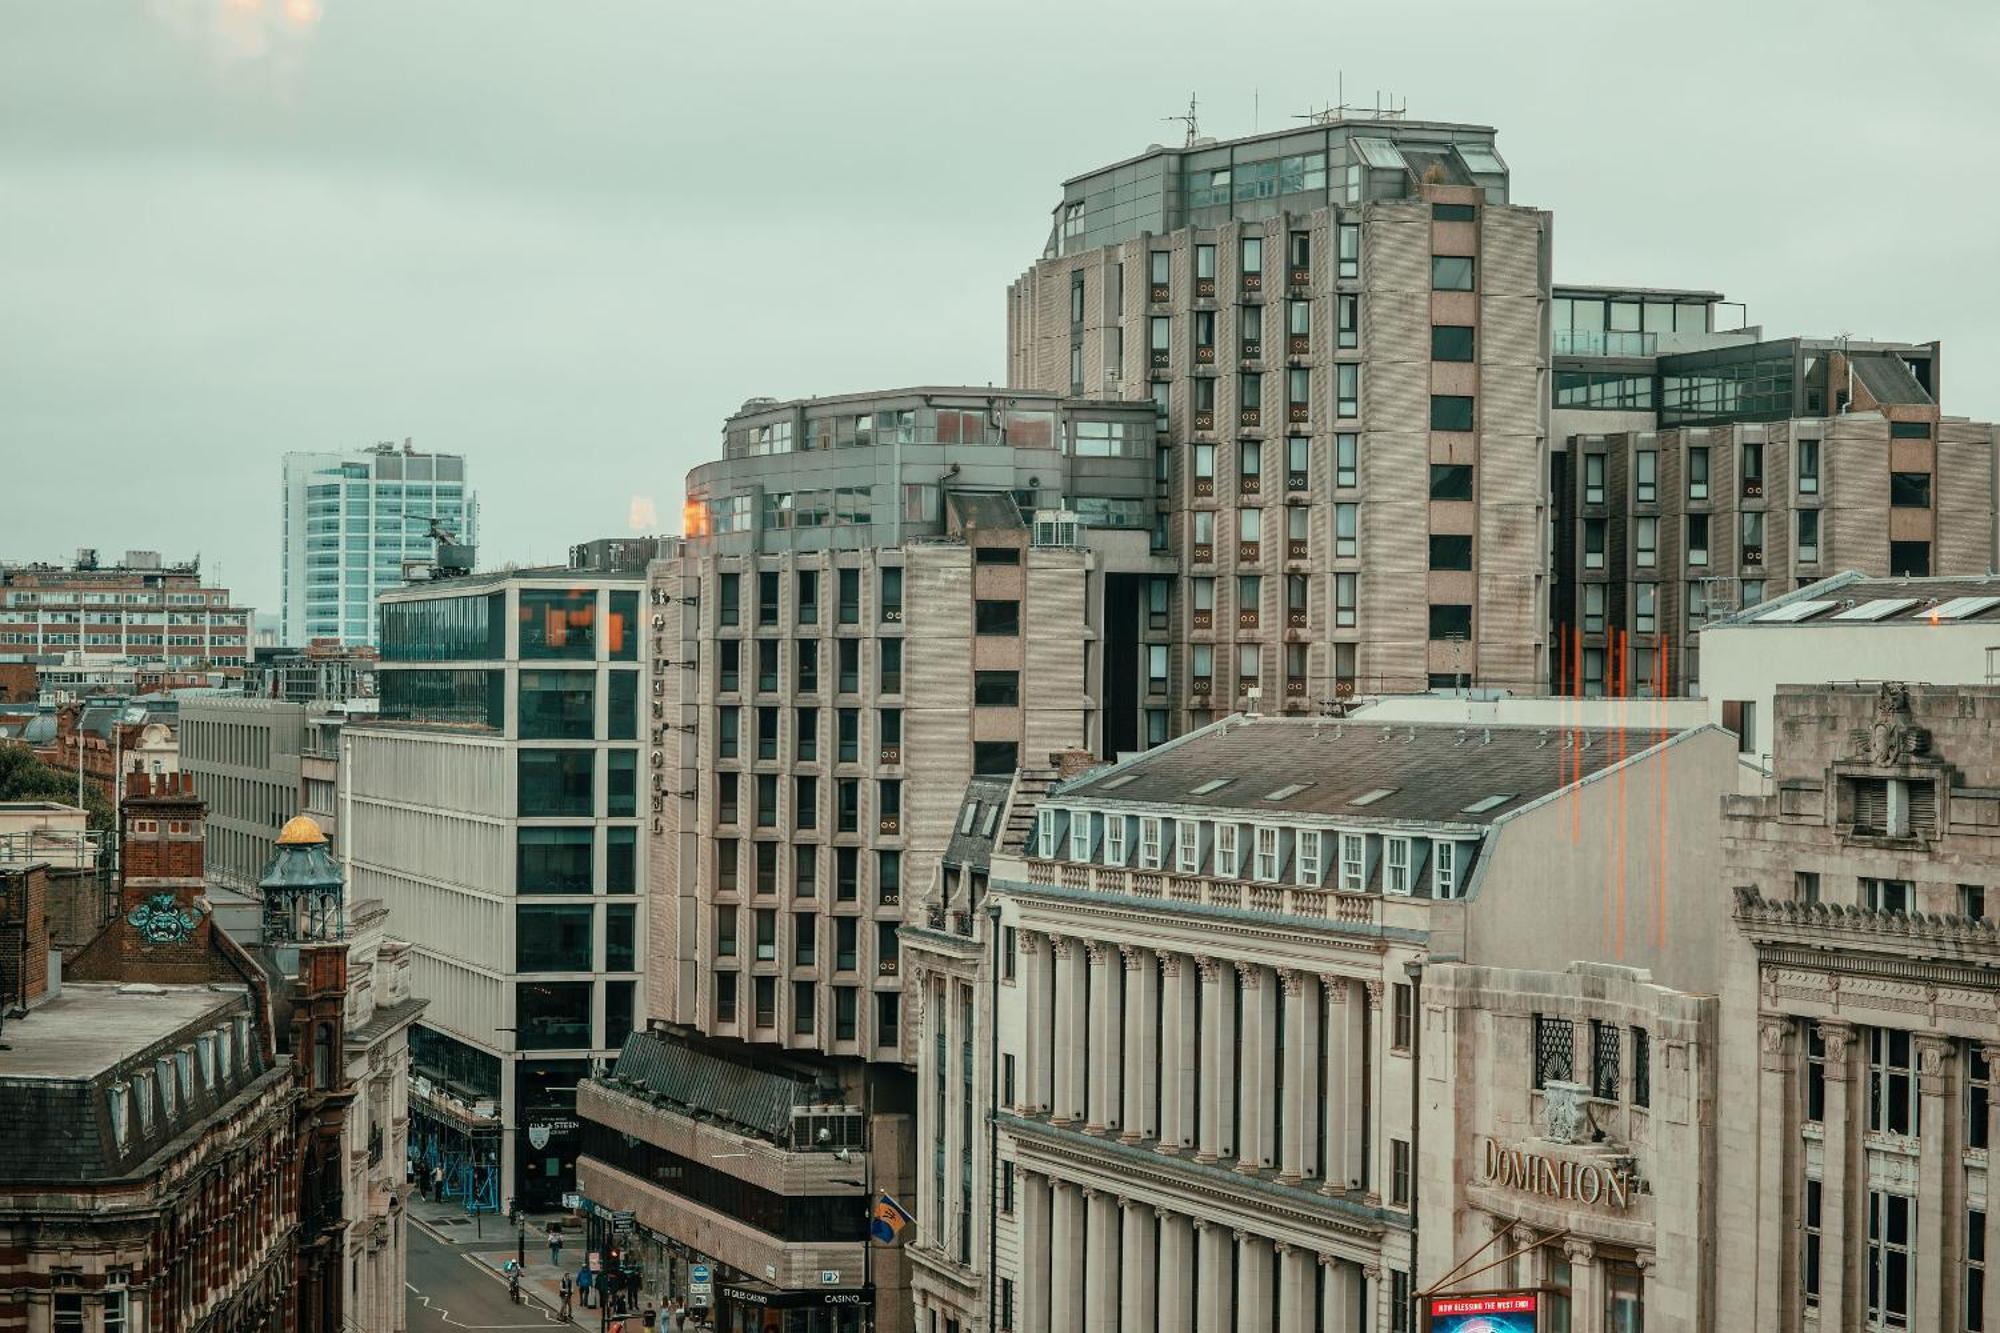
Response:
[[6, 1, 1999, 620]]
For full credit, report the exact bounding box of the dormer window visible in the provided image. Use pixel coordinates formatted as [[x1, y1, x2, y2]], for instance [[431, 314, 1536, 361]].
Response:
[[1254, 826, 1281, 882], [1296, 830, 1323, 886], [1176, 821, 1202, 874], [1385, 838, 1413, 895], [1068, 810, 1092, 862], [1339, 833, 1367, 892], [1213, 823, 1239, 878], [1434, 842, 1458, 899], [1104, 817, 1128, 866], [1138, 817, 1164, 870]]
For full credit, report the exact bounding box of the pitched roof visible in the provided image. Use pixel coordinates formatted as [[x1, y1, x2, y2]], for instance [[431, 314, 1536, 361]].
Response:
[[1053, 715, 1682, 827]]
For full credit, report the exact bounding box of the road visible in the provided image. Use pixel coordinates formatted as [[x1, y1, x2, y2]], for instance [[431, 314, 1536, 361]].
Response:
[[407, 1218, 572, 1330]]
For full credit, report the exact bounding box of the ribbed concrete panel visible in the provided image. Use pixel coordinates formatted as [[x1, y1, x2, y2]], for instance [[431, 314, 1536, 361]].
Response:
[[1937, 419, 1996, 574]]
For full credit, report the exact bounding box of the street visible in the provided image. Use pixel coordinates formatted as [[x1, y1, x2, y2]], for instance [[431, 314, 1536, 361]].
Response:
[[407, 1217, 571, 1330]]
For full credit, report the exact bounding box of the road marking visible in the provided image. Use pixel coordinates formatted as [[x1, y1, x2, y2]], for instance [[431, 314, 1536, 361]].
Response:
[[406, 1224, 566, 1327]]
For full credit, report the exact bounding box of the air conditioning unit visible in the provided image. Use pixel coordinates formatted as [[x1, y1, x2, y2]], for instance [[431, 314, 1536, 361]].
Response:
[[1032, 510, 1082, 548]]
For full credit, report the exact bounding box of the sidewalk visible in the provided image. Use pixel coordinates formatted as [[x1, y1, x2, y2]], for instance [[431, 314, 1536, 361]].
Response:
[[408, 1195, 591, 1324]]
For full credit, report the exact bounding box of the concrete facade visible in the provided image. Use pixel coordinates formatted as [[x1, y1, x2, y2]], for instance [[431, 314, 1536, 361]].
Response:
[[179, 693, 309, 890]]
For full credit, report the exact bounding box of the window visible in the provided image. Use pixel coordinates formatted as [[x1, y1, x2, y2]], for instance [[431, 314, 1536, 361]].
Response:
[[879, 567, 903, 621], [519, 750, 593, 817], [1330, 503, 1358, 559], [1968, 1206, 1986, 1332], [1337, 364, 1360, 418], [974, 741, 1018, 774], [753, 908, 777, 961], [1534, 1014, 1573, 1087], [1968, 1044, 1991, 1151], [1591, 1020, 1621, 1099], [1390, 1137, 1412, 1206], [757, 638, 779, 692], [1866, 1190, 1913, 1329], [795, 706, 819, 762], [1384, 837, 1412, 894], [1605, 1263, 1645, 1333], [1337, 294, 1359, 349], [1252, 825, 1280, 881], [1149, 248, 1170, 293], [794, 913, 817, 967], [1740, 510, 1766, 562], [1633, 582, 1657, 633], [1581, 583, 1607, 634], [1794, 870, 1822, 904], [1868, 1027, 1918, 1136], [1335, 573, 1357, 628], [1635, 516, 1658, 568], [1891, 540, 1931, 578], [1631, 1026, 1651, 1108], [1429, 604, 1472, 641], [1337, 223, 1359, 278], [1334, 432, 1359, 488], [880, 638, 902, 693], [1686, 446, 1709, 500], [1961, 884, 1988, 921], [1429, 463, 1474, 500], [837, 568, 860, 623], [755, 773, 778, 827], [1891, 420, 1932, 439], [1891, 472, 1932, 508], [1431, 256, 1474, 290], [713, 971, 738, 1023], [519, 588, 597, 659], [974, 670, 1021, 707], [1195, 243, 1216, 286], [518, 827, 593, 894], [1796, 439, 1820, 494], [1392, 983, 1414, 1051], [1240, 438, 1264, 490], [1338, 833, 1365, 891], [1581, 452, 1607, 506], [1434, 842, 1456, 898], [836, 846, 858, 900], [1295, 828, 1320, 883], [754, 976, 777, 1028], [1686, 580, 1710, 630], [974, 598, 1021, 636], [1861, 877, 1912, 914], [1431, 325, 1473, 361], [1239, 304, 1263, 359], [716, 905, 739, 957], [1239, 235, 1263, 287], [1583, 518, 1606, 570], [1686, 513, 1709, 567]]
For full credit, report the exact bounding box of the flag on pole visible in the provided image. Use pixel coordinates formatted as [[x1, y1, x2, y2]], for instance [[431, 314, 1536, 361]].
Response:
[[869, 1193, 916, 1244]]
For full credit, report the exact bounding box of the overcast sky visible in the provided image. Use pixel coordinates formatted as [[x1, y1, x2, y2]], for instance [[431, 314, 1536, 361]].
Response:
[[6, 1, 1996, 619]]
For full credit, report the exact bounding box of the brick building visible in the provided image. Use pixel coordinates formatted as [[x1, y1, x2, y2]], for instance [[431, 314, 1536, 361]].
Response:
[[0, 551, 251, 676]]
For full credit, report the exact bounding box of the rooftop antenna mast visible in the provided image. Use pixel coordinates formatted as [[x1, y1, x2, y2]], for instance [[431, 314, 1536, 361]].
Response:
[[1164, 93, 1199, 148]]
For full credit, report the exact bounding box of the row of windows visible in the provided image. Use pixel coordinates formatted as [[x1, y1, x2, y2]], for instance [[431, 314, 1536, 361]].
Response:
[[1034, 806, 1466, 897], [713, 839, 901, 903], [710, 973, 898, 1046]]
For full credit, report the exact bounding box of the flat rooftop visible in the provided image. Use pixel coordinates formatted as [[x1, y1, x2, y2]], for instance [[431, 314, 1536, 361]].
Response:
[[0, 983, 246, 1081], [1055, 714, 1693, 827], [1710, 571, 2000, 630]]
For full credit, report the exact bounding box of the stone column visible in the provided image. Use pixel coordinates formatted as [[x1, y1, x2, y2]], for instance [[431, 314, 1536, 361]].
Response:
[[1280, 969, 1319, 1183], [1363, 1263, 1385, 1332], [1564, 1241, 1598, 1333], [1020, 1170, 1052, 1333], [1122, 946, 1160, 1143], [1363, 980, 1385, 1201], [1235, 1232, 1274, 1332], [1158, 1209, 1196, 1333], [1196, 955, 1233, 1162], [1238, 962, 1277, 1172], [1914, 1034, 1957, 1331], [1022, 930, 1050, 1112], [1160, 951, 1197, 1154], [1323, 976, 1363, 1193], [1086, 942, 1119, 1134], [1051, 937, 1084, 1124], [1119, 1197, 1158, 1333], [1085, 1187, 1121, 1330], [1320, 1254, 1358, 1331], [1050, 1179, 1085, 1333], [1818, 1020, 1853, 1326], [1196, 1219, 1232, 1333], [1277, 1242, 1315, 1333], [1753, 1015, 1796, 1333]]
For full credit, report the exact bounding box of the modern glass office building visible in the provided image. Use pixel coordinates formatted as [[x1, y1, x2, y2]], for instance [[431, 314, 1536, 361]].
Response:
[[280, 444, 478, 647]]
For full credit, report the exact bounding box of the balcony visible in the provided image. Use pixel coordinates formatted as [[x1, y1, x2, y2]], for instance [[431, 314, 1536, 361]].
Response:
[[1025, 859, 1382, 928], [1553, 329, 1656, 357]]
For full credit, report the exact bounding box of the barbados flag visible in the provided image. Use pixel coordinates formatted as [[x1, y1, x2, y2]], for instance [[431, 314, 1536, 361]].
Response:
[[869, 1193, 915, 1245]]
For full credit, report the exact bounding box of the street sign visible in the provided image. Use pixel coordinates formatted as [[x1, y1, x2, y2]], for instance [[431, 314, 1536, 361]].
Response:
[[561, 1192, 581, 1211], [820, 1270, 841, 1285], [688, 1263, 712, 1309], [612, 1209, 636, 1236]]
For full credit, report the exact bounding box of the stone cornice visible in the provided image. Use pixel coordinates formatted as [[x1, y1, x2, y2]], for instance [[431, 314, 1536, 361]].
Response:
[[1733, 886, 2000, 966]]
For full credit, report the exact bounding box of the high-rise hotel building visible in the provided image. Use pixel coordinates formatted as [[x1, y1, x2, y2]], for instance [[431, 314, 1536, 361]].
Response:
[[280, 443, 478, 647], [1008, 117, 1551, 707]]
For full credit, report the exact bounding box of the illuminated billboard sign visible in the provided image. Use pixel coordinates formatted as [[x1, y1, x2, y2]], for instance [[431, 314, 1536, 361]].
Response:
[[1426, 1291, 1539, 1333]]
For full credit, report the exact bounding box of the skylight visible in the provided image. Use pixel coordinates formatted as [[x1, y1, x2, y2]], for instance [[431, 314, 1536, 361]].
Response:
[[1916, 595, 2000, 621], [1348, 788, 1398, 807], [1461, 794, 1515, 814], [982, 805, 1001, 838], [1454, 145, 1505, 175], [1263, 782, 1312, 802], [1189, 778, 1234, 796], [1833, 598, 1919, 621], [1099, 774, 1139, 790], [1353, 137, 1407, 170], [958, 804, 979, 836], [1753, 599, 1837, 623]]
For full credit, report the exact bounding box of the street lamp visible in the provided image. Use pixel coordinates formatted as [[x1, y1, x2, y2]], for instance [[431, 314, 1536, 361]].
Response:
[[831, 1145, 875, 1333]]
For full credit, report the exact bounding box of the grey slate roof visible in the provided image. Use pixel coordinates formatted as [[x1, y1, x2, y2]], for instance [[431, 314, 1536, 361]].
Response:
[[943, 775, 1013, 872], [610, 1031, 824, 1143], [1849, 352, 1933, 406], [1055, 715, 1680, 827]]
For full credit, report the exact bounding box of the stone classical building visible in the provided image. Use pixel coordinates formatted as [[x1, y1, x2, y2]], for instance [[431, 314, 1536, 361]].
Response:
[[1717, 681, 2000, 1333], [1009, 117, 1552, 704], [951, 712, 1734, 1333]]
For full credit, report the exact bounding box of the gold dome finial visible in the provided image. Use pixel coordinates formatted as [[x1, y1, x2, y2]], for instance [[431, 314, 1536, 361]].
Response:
[[276, 814, 328, 847]]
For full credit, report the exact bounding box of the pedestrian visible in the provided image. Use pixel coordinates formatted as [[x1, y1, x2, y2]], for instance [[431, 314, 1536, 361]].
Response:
[[431, 1163, 444, 1199], [506, 1263, 522, 1306], [642, 1303, 657, 1330], [547, 1221, 564, 1268], [577, 1264, 592, 1309], [558, 1273, 573, 1320]]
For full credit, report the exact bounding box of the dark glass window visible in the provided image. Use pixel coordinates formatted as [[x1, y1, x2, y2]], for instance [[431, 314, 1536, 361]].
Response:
[[796, 706, 818, 762], [717, 639, 740, 693], [1429, 604, 1473, 641], [837, 708, 859, 762], [975, 547, 1021, 565], [604, 980, 635, 1051], [606, 903, 636, 971], [518, 827, 592, 894], [607, 749, 637, 818], [880, 638, 903, 693], [758, 571, 780, 627], [518, 670, 594, 740], [1890, 541, 1931, 577], [756, 773, 778, 827], [837, 640, 859, 693], [1428, 535, 1473, 571], [716, 772, 739, 824], [718, 573, 741, 627], [836, 847, 859, 901], [974, 671, 1021, 706], [519, 750, 593, 817], [1430, 395, 1476, 431], [880, 708, 902, 745], [837, 779, 858, 832], [1431, 326, 1475, 362], [715, 838, 739, 891], [1429, 464, 1474, 500], [757, 705, 780, 761], [880, 568, 903, 621], [606, 826, 636, 894], [878, 849, 901, 900], [796, 570, 819, 623], [379, 592, 504, 662], [975, 600, 1021, 636], [1890, 473, 1932, 508], [1890, 420, 1932, 439], [517, 905, 592, 972], [757, 639, 779, 692], [608, 590, 638, 662], [516, 981, 593, 1049], [519, 589, 597, 659], [607, 669, 638, 740], [796, 639, 819, 693], [1431, 256, 1475, 291], [379, 668, 503, 728], [975, 741, 1019, 775], [718, 706, 740, 758], [1432, 202, 1476, 221], [837, 569, 860, 624]]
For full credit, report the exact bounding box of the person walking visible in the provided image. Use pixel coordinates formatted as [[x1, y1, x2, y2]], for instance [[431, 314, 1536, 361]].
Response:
[[547, 1222, 564, 1269], [641, 1304, 657, 1330], [430, 1163, 444, 1200], [558, 1272, 573, 1321], [576, 1264, 592, 1310]]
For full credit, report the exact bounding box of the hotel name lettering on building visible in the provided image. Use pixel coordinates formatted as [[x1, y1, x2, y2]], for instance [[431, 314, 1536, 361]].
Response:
[[1478, 1137, 1635, 1210]]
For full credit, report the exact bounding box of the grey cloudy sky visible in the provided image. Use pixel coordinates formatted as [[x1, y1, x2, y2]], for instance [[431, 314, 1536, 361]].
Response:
[[5, 0, 1997, 619]]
